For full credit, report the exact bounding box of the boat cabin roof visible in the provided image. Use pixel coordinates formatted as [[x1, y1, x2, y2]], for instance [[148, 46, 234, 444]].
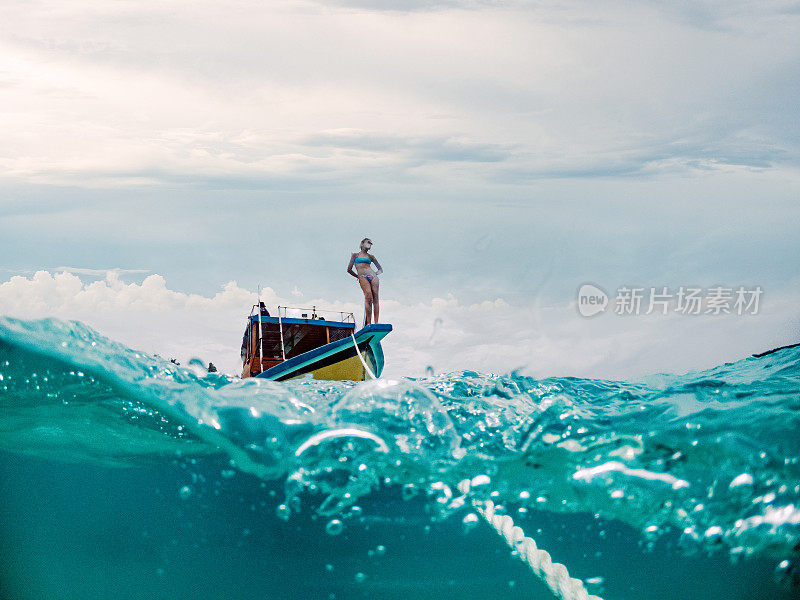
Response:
[[249, 315, 356, 329]]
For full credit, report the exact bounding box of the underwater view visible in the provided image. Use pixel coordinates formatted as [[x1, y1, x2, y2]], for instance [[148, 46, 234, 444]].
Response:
[[4, 0, 800, 598], [0, 316, 798, 600]]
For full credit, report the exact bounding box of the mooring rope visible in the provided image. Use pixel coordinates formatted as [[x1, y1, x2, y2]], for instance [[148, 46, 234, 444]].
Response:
[[476, 499, 603, 600], [350, 332, 377, 380]]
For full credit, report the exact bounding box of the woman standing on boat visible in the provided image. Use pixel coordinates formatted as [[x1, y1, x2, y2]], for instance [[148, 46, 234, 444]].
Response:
[[347, 237, 383, 326]]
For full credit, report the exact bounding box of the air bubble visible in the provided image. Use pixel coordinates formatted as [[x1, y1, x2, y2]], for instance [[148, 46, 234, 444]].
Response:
[[326, 519, 344, 535], [471, 474, 491, 488], [774, 559, 795, 585], [703, 526, 724, 544], [429, 481, 452, 504], [462, 513, 479, 534], [402, 483, 418, 500], [276, 504, 291, 521], [643, 524, 660, 540]]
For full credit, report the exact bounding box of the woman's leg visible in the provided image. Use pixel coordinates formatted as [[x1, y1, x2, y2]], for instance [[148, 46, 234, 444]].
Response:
[[370, 277, 380, 323], [359, 275, 374, 325]]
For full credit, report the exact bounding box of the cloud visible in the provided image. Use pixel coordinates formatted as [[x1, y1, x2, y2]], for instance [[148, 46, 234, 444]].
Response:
[[0, 271, 797, 381], [0, 0, 798, 188], [313, 0, 481, 11], [638, 0, 800, 31], [53, 267, 151, 277], [300, 129, 513, 164]]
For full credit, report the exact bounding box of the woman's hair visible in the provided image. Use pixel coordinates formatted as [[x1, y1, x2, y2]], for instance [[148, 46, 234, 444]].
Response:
[[360, 237, 371, 248]]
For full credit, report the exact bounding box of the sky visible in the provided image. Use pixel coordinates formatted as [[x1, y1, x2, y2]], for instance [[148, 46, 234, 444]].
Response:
[[1, 0, 799, 378]]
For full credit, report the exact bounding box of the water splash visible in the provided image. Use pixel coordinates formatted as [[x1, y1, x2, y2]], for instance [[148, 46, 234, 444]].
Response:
[[1, 316, 798, 564]]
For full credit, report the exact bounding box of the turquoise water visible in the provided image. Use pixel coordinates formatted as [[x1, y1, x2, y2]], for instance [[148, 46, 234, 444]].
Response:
[[0, 317, 798, 600]]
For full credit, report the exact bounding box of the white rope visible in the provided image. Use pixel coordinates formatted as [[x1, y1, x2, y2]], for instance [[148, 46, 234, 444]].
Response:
[[476, 500, 603, 600], [350, 332, 377, 380]]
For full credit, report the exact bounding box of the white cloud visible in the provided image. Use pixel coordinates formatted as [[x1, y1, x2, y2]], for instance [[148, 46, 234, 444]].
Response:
[[0, 0, 798, 187], [0, 271, 797, 381], [53, 267, 150, 277]]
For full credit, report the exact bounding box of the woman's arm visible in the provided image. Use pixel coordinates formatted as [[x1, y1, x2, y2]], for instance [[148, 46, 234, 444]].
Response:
[[346, 253, 359, 278], [370, 254, 383, 275]]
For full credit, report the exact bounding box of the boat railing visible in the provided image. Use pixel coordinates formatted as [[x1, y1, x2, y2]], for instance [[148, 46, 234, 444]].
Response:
[[276, 305, 356, 324]]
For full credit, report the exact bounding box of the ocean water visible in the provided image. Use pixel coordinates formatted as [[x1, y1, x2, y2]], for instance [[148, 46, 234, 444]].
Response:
[[0, 317, 798, 600]]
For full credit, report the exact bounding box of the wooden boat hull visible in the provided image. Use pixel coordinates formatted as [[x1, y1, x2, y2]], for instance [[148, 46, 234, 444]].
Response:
[[255, 324, 392, 382]]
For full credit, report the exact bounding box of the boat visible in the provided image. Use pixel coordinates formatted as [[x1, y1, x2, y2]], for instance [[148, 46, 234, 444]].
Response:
[[240, 304, 392, 381]]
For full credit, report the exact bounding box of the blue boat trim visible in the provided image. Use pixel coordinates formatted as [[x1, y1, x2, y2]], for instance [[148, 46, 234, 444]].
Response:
[[249, 315, 356, 329], [256, 323, 392, 381]]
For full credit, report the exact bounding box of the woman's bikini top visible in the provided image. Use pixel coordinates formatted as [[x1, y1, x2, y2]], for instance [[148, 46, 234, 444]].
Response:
[[354, 256, 371, 264]]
